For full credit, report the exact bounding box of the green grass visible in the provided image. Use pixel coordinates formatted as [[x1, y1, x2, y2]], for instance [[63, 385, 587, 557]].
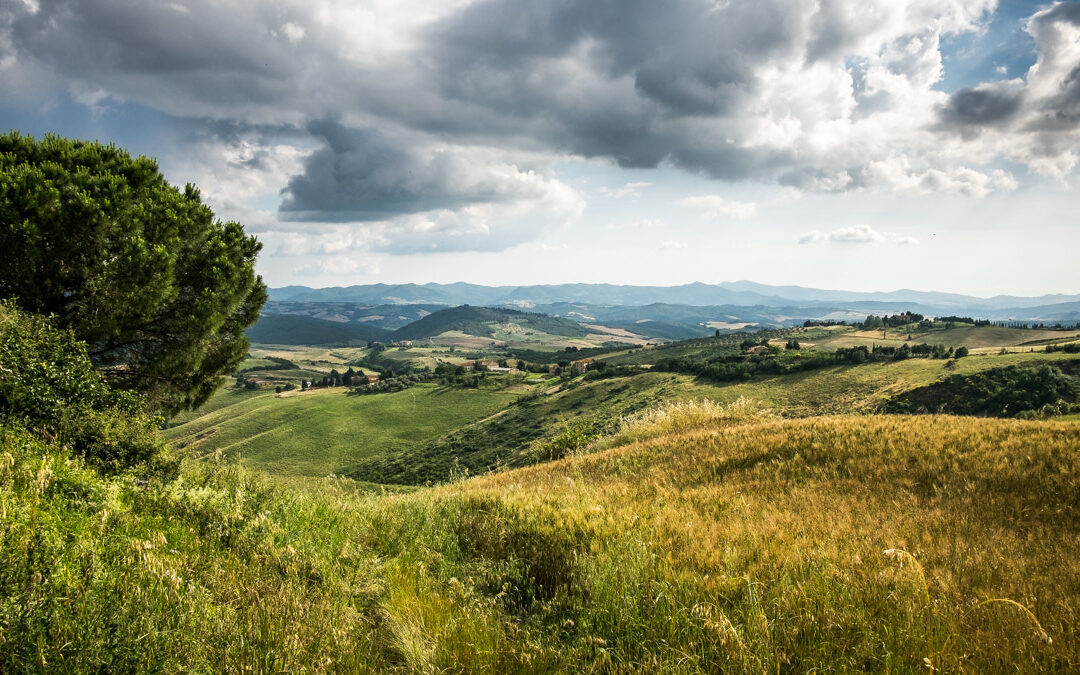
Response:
[[343, 372, 690, 485], [188, 351, 1080, 487], [4, 409, 1078, 671], [164, 383, 522, 480]]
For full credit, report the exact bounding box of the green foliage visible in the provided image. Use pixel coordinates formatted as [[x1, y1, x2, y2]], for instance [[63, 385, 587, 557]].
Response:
[[0, 132, 266, 414], [0, 301, 163, 471], [884, 364, 1079, 417], [1046, 342, 1080, 354], [346, 372, 433, 395]]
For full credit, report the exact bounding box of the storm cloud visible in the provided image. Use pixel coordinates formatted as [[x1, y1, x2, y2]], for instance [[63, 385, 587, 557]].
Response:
[[3, 0, 1080, 255]]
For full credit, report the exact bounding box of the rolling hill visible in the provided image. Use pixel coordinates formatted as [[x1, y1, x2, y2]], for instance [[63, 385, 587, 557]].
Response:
[[9, 401, 1079, 670], [386, 305, 593, 342], [262, 301, 445, 330]]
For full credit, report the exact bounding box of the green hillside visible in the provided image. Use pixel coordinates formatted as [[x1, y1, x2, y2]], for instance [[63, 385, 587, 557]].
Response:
[[164, 382, 521, 480], [387, 305, 592, 341], [230, 349, 1080, 486], [246, 313, 389, 346]]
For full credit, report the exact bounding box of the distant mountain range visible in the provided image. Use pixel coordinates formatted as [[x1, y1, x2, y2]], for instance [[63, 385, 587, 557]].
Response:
[[268, 282, 1080, 323]]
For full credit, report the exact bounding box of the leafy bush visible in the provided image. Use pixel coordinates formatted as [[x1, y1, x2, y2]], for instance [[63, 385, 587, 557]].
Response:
[[1045, 342, 1080, 354], [0, 301, 164, 471], [883, 365, 1079, 418]]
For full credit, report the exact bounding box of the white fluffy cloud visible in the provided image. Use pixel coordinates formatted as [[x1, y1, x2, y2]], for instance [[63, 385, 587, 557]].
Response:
[[800, 224, 918, 245], [678, 195, 758, 220]]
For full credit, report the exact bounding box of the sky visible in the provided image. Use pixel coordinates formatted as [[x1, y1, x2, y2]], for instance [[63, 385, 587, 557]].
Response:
[[2, 0, 1079, 297]]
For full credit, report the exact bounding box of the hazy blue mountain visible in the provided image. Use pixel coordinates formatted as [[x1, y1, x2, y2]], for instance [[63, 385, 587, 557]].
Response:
[[268, 282, 1080, 312], [262, 302, 446, 330], [246, 314, 389, 346]]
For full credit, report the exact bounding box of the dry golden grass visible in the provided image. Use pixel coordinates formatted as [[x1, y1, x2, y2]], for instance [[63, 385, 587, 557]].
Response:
[[437, 406, 1080, 671], [4, 402, 1078, 671]]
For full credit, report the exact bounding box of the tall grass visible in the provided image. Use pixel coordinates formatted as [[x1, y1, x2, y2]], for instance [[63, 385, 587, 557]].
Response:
[[2, 410, 1078, 671], [607, 396, 770, 446]]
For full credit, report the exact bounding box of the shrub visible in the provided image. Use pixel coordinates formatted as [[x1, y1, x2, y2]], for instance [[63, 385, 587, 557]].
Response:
[[0, 301, 164, 471]]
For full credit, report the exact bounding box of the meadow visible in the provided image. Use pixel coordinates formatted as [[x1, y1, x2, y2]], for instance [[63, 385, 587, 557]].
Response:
[[3, 405, 1077, 671], [165, 383, 521, 480]]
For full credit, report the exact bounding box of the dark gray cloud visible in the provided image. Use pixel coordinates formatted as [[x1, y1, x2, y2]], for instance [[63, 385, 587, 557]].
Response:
[[938, 84, 1024, 131], [4, 0, 1078, 237], [7, 0, 320, 119], [420, 0, 805, 172], [279, 119, 559, 221], [930, 2, 1080, 170]]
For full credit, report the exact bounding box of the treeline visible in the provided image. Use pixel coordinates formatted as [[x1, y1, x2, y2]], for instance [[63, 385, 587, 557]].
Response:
[[654, 349, 835, 382], [884, 365, 1078, 418], [347, 373, 434, 396], [657, 341, 969, 383], [582, 363, 651, 381], [861, 312, 924, 329], [834, 343, 968, 363], [306, 367, 371, 389], [1046, 342, 1080, 354]]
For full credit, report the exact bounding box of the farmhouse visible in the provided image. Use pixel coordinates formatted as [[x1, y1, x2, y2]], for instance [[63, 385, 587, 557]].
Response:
[[571, 359, 593, 374]]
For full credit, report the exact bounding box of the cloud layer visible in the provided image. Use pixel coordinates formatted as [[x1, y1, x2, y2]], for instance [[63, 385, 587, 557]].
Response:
[[3, 0, 1079, 258], [800, 224, 919, 245]]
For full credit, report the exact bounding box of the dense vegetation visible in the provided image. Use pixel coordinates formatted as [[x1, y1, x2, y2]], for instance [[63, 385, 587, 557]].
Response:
[[4, 134, 1079, 672], [0, 301, 164, 472], [884, 364, 1079, 417], [0, 133, 265, 414]]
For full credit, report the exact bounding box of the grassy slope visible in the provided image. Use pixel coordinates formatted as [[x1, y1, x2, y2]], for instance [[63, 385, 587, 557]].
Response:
[[388, 306, 590, 341], [690, 350, 1080, 415], [343, 372, 690, 484], [5, 411, 1078, 671], [164, 383, 520, 480], [344, 351, 1080, 485]]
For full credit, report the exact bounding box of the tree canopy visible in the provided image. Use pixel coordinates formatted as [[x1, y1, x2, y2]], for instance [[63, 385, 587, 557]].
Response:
[[0, 132, 266, 414]]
